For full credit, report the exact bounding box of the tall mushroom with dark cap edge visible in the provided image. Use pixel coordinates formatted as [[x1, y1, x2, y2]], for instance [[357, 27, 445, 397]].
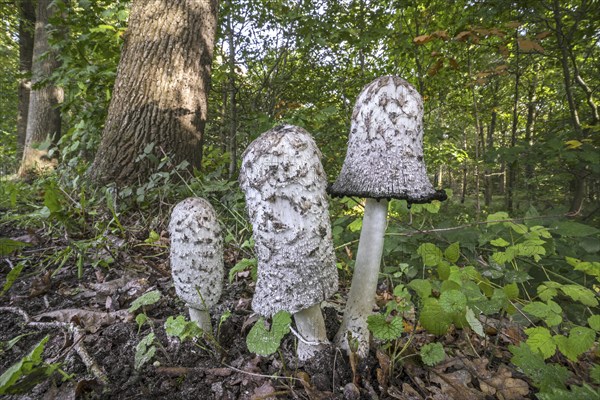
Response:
[[329, 76, 446, 357], [169, 197, 224, 332], [240, 124, 338, 361]]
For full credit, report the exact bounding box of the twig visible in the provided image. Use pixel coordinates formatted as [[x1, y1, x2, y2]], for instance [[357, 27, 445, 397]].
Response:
[[0, 306, 109, 384], [221, 363, 304, 382]]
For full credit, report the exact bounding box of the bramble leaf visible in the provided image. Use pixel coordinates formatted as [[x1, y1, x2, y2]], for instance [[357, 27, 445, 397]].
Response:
[[525, 326, 556, 359]]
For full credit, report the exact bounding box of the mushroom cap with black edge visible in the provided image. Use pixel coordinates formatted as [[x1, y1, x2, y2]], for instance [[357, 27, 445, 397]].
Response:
[[328, 75, 447, 204], [239, 124, 338, 317], [168, 197, 224, 311]]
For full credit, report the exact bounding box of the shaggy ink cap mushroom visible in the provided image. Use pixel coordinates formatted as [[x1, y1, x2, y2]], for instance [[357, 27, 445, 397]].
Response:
[[328, 75, 447, 204], [169, 197, 224, 332], [239, 124, 338, 360], [329, 76, 446, 357]]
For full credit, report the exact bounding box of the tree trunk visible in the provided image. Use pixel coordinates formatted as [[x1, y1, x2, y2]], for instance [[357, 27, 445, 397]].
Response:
[[507, 31, 520, 213], [524, 76, 538, 196], [226, 9, 238, 180], [88, 0, 218, 185], [485, 109, 497, 207], [17, 0, 35, 160], [18, 0, 62, 177]]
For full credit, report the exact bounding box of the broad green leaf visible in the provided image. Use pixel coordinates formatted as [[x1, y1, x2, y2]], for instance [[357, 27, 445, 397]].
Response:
[[523, 300, 562, 327], [246, 311, 291, 356], [419, 298, 451, 335], [420, 342, 446, 366], [439, 290, 467, 314], [487, 212, 509, 224], [554, 326, 596, 361], [560, 285, 599, 307], [367, 314, 403, 340], [417, 243, 443, 267], [490, 238, 510, 247], [554, 221, 599, 237], [510, 342, 571, 391], [228, 258, 258, 283], [465, 307, 484, 337], [43, 185, 63, 214], [164, 315, 202, 341], [537, 282, 560, 302], [128, 290, 162, 313], [506, 222, 528, 234], [347, 218, 362, 232], [588, 315, 600, 332], [408, 279, 432, 298], [591, 364, 600, 384], [525, 327, 556, 359], [444, 242, 460, 263], [566, 257, 600, 280], [503, 283, 520, 300]]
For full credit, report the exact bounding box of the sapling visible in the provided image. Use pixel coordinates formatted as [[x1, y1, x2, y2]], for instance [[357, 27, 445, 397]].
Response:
[[239, 125, 338, 361], [169, 197, 224, 332], [328, 76, 446, 357]]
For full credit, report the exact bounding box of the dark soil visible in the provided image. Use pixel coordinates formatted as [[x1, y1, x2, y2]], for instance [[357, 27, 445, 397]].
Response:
[[0, 223, 545, 399]]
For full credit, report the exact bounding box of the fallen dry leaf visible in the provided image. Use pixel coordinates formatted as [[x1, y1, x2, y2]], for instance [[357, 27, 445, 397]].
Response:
[[250, 381, 277, 400]]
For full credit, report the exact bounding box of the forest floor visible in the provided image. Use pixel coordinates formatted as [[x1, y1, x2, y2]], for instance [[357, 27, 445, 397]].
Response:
[[0, 222, 553, 400]]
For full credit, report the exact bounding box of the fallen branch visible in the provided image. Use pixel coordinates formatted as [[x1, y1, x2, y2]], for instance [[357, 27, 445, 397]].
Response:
[[0, 306, 109, 384]]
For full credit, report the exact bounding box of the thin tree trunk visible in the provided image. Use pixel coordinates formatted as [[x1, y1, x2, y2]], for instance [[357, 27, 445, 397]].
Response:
[[17, 0, 35, 160], [524, 76, 538, 196], [552, 0, 586, 214], [226, 10, 237, 180], [18, 0, 63, 178], [507, 30, 520, 213], [89, 0, 218, 185], [485, 109, 497, 207]]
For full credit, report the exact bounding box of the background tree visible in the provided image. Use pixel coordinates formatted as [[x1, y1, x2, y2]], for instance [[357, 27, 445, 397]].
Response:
[[16, 0, 35, 160], [88, 0, 218, 185], [18, 0, 63, 177]]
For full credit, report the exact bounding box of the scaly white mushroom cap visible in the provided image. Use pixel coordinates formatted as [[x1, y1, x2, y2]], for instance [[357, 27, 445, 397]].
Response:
[[328, 76, 446, 203], [239, 125, 338, 317], [169, 197, 224, 325]]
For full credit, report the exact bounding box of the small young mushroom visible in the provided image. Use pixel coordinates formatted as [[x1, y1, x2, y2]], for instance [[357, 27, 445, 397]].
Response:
[[239, 124, 338, 361], [169, 197, 224, 332], [328, 76, 446, 357]]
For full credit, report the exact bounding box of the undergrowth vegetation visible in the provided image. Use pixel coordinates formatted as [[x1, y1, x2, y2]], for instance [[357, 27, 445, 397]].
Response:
[[1, 152, 599, 397]]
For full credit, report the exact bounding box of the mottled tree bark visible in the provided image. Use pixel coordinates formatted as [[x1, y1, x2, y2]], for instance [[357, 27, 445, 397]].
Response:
[[88, 0, 218, 185], [17, 0, 35, 160], [18, 0, 63, 177]]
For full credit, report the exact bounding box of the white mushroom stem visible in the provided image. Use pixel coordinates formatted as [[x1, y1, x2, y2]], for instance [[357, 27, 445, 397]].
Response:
[[188, 306, 212, 332], [335, 198, 388, 357], [293, 303, 329, 360]]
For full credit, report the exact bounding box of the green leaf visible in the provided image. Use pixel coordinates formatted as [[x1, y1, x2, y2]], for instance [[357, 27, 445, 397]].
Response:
[[503, 282, 520, 300], [566, 257, 600, 280], [228, 258, 258, 283], [591, 364, 600, 384], [588, 315, 600, 332], [420, 342, 446, 366], [523, 300, 563, 327], [0, 336, 49, 395], [537, 282, 560, 302], [554, 221, 599, 237], [509, 342, 570, 391], [506, 222, 528, 234], [490, 237, 510, 247], [417, 243, 443, 267], [0, 238, 31, 256], [164, 315, 202, 341], [554, 326, 596, 361], [444, 242, 460, 263], [134, 333, 156, 370], [419, 298, 451, 335], [128, 290, 161, 313], [135, 313, 148, 330], [465, 307, 484, 337], [246, 311, 291, 356], [367, 314, 404, 340], [439, 290, 467, 315], [347, 218, 363, 232], [525, 327, 556, 359], [487, 212, 509, 224], [560, 285, 598, 307], [1, 262, 25, 295], [408, 279, 432, 298], [43, 185, 63, 214]]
